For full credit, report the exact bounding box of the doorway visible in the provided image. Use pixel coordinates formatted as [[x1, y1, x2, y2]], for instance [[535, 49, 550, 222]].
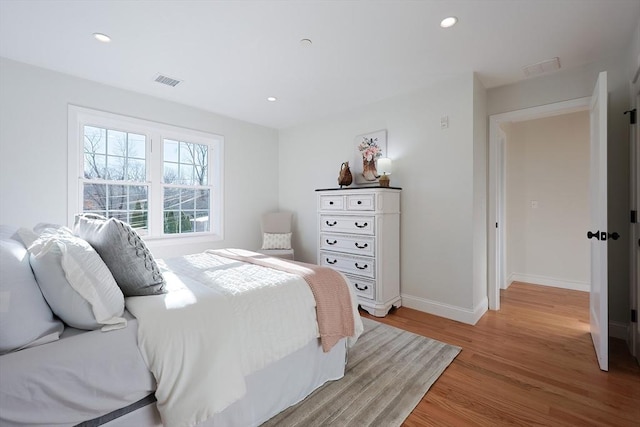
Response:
[[502, 111, 591, 294], [488, 97, 592, 310]]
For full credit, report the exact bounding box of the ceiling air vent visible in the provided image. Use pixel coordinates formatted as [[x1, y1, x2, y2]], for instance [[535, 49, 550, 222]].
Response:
[[522, 57, 561, 78], [154, 74, 182, 87]]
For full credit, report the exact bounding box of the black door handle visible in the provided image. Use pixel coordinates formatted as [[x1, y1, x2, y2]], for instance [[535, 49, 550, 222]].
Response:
[[588, 230, 620, 241]]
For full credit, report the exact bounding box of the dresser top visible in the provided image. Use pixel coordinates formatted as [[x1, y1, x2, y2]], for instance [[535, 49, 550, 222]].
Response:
[[315, 186, 402, 191]]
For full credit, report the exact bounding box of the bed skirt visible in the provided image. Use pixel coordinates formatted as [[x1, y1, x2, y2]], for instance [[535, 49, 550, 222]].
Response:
[[103, 337, 347, 427]]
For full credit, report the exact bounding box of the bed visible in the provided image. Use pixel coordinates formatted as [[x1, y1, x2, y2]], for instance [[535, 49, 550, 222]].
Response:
[[0, 218, 363, 427]]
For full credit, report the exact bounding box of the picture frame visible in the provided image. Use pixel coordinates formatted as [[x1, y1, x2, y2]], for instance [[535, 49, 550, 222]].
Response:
[[353, 129, 387, 185]]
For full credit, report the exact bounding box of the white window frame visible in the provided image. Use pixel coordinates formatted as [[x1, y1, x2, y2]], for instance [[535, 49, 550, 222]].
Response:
[[68, 105, 224, 242]]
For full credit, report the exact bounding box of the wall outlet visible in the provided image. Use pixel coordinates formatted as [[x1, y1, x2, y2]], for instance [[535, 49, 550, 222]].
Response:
[[440, 115, 449, 129]]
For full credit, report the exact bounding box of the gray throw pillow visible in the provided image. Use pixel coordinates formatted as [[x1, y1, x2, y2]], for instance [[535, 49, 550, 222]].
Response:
[[0, 236, 64, 354], [73, 214, 166, 296]]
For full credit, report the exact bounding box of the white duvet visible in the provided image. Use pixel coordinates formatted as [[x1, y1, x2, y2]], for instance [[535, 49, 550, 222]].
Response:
[[126, 252, 361, 427]]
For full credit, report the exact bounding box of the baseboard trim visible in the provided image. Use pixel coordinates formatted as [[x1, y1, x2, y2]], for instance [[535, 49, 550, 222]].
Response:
[[401, 294, 488, 325], [609, 321, 628, 340], [508, 273, 589, 292]]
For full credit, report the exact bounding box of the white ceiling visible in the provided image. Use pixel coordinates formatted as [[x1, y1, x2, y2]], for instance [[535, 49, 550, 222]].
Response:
[[1, 0, 638, 129]]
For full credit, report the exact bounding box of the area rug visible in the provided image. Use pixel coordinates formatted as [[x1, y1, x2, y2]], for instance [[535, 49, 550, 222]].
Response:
[[262, 317, 461, 427]]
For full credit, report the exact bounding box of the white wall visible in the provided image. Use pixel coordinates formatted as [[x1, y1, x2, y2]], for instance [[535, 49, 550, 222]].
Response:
[[279, 73, 487, 324], [0, 58, 280, 259], [505, 111, 590, 290], [488, 52, 630, 325]]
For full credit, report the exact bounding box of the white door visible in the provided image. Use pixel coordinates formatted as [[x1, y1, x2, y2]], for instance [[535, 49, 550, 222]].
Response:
[[589, 71, 608, 372]]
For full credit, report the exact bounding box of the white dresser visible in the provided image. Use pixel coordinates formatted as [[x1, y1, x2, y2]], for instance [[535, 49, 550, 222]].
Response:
[[316, 187, 401, 317]]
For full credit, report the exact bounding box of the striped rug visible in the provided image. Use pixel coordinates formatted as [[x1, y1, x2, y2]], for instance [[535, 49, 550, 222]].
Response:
[[262, 317, 461, 426]]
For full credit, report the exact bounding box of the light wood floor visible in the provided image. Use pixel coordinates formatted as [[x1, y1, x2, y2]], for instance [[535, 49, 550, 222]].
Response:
[[361, 282, 640, 426]]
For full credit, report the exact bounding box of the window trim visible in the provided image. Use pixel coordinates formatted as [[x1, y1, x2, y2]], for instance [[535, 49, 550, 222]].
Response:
[[68, 105, 224, 242]]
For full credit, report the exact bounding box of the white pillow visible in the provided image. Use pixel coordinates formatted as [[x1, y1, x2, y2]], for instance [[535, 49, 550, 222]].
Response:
[[27, 227, 126, 331], [261, 232, 292, 250], [0, 236, 64, 354]]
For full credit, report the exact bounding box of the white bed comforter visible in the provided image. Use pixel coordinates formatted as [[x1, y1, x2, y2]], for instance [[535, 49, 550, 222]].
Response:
[[126, 252, 359, 427]]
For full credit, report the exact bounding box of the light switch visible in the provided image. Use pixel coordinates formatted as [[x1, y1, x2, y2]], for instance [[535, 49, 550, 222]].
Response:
[[440, 115, 449, 129]]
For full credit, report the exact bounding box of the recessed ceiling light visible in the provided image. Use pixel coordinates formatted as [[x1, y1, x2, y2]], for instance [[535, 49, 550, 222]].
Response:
[[267, 97, 277, 102], [93, 33, 111, 43], [440, 16, 458, 28]]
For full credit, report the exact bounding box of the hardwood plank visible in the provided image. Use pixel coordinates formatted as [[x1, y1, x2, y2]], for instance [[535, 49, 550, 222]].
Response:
[[361, 282, 640, 426]]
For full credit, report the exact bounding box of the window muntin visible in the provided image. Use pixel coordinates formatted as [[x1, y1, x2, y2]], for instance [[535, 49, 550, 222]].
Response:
[[69, 106, 223, 241]]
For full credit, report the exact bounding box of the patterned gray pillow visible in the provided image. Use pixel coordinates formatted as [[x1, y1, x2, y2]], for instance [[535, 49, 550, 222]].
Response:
[[73, 214, 166, 296]]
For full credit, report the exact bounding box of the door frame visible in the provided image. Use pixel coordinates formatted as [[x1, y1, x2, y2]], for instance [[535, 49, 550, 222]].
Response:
[[488, 97, 591, 310]]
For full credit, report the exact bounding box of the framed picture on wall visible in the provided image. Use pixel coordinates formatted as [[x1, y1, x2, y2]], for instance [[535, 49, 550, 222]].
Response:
[[354, 129, 387, 185]]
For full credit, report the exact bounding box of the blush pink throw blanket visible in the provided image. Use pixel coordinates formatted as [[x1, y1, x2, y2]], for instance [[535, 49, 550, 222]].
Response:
[[207, 249, 355, 352]]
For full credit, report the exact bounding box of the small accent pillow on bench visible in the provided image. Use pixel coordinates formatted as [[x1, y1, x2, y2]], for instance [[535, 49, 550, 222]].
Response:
[[73, 214, 166, 297], [261, 232, 292, 250]]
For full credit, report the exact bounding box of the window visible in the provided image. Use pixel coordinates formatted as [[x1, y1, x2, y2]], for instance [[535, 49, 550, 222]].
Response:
[[162, 139, 210, 234], [68, 106, 223, 241], [82, 126, 149, 231]]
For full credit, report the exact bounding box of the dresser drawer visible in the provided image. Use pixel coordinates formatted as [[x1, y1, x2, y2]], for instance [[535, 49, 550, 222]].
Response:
[[319, 195, 344, 211], [320, 233, 375, 256], [345, 274, 375, 300], [320, 215, 374, 235], [346, 194, 374, 211], [320, 251, 375, 278]]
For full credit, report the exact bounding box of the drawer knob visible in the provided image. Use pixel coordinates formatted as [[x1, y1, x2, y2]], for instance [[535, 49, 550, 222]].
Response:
[[355, 242, 368, 249], [329, 201, 334, 205], [357, 200, 362, 205], [354, 222, 368, 228], [355, 283, 368, 291], [326, 258, 337, 265], [326, 220, 337, 226], [326, 239, 337, 245], [355, 263, 368, 270]]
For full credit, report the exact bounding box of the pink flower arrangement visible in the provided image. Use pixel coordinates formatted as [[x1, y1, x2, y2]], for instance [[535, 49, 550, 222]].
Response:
[[358, 137, 382, 162]]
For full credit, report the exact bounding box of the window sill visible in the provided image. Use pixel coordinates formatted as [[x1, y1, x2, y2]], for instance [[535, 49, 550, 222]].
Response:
[[143, 232, 223, 248]]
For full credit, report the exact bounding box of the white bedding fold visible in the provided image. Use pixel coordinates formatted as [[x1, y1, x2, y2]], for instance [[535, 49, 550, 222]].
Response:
[[126, 270, 246, 427]]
